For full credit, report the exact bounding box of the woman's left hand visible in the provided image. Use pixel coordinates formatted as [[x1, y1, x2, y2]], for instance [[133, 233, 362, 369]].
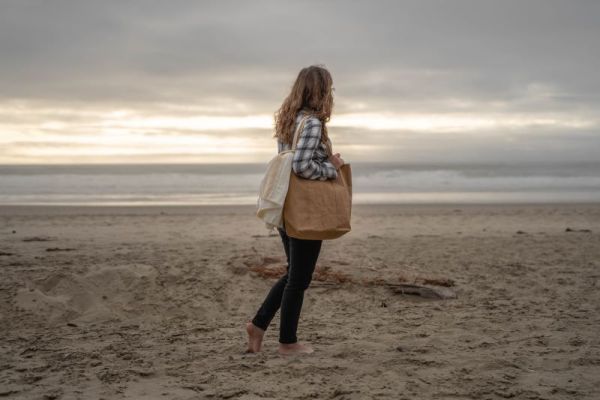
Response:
[[329, 153, 345, 169]]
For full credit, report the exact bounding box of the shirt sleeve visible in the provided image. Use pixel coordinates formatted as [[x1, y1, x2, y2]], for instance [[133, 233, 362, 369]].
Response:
[[292, 117, 338, 181]]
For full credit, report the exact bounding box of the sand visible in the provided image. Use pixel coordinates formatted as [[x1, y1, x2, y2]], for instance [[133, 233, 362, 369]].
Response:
[[0, 203, 599, 399]]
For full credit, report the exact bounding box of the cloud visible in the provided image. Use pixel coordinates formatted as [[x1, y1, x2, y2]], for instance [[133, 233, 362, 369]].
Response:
[[0, 0, 599, 163]]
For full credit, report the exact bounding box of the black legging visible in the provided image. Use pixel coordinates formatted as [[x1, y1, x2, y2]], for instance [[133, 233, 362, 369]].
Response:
[[251, 226, 322, 344]]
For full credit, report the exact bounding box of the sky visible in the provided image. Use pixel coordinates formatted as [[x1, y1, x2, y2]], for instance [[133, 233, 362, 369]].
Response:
[[0, 0, 599, 164]]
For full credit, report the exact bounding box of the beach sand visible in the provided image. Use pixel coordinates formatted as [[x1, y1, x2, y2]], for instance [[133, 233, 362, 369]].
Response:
[[1, 204, 599, 399]]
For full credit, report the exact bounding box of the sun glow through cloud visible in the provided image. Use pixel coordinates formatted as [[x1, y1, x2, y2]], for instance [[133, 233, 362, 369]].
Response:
[[331, 113, 596, 132], [0, 102, 598, 163]]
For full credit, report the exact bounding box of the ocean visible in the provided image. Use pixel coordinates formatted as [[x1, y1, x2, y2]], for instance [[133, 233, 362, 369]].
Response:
[[0, 162, 599, 206]]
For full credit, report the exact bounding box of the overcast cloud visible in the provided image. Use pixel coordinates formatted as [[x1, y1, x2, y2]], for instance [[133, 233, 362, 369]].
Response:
[[0, 0, 599, 163]]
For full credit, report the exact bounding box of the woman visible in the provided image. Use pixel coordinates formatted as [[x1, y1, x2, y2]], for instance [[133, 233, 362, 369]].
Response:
[[246, 65, 345, 355]]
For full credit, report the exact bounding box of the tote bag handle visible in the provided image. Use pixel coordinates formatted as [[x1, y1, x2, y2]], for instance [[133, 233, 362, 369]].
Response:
[[291, 115, 311, 151]]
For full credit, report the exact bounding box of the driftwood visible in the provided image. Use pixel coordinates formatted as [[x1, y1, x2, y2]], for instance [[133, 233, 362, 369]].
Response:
[[312, 281, 457, 299], [238, 254, 457, 300], [383, 283, 457, 300]]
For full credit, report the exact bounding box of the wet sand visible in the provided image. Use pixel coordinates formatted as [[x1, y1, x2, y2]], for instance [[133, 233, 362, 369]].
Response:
[[1, 203, 599, 399]]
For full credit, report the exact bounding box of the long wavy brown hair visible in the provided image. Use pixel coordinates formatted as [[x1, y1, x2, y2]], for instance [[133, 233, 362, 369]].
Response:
[[273, 65, 334, 145]]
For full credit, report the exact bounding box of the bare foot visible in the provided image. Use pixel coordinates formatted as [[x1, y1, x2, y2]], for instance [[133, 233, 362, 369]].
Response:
[[245, 321, 265, 353], [278, 341, 314, 355]]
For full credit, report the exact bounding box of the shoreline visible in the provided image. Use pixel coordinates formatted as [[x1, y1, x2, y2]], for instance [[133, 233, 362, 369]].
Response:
[[1, 201, 599, 215]]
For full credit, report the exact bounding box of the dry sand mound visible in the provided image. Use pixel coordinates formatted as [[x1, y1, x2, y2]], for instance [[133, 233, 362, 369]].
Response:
[[16, 264, 159, 324]]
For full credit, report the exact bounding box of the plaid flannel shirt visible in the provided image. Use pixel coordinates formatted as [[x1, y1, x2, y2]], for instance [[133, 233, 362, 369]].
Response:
[[277, 111, 338, 181]]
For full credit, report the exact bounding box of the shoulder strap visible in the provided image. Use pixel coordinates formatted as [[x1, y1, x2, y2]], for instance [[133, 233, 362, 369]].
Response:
[[291, 115, 311, 151], [324, 137, 333, 156]]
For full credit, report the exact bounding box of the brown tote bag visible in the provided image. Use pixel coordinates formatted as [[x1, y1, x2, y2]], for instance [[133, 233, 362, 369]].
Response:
[[282, 116, 352, 240]]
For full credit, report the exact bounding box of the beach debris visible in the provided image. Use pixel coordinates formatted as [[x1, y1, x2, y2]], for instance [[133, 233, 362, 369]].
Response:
[[45, 248, 76, 252], [385, 283, 457, 300], [128, 367, 155, 377], [516, 230, 527, 234], [330, 388, 356, 398], [22, 236, 53, 242], [421, 277, 455, 287], [565, 227, 592, 233], [0, 251, 14, 256]]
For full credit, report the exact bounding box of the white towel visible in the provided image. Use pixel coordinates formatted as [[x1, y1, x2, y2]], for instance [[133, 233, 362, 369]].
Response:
[[256, 149, 294, 230], [256, 115, 310, 231]]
